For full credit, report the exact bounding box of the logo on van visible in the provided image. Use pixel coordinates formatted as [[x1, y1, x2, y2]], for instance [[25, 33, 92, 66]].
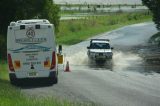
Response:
[[26, 27, 35, 38]]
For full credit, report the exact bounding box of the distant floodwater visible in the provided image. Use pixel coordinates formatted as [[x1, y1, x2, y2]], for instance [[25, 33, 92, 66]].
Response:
[[54, 0, 142, 5]]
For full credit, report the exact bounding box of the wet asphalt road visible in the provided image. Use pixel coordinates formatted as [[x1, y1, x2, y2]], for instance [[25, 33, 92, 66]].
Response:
[[22, 22, 160, 106]]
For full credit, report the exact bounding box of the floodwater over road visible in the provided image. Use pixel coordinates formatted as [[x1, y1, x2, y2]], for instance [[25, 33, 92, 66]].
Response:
[[65, 22, 160, 74], [22, 22, 160, 106]]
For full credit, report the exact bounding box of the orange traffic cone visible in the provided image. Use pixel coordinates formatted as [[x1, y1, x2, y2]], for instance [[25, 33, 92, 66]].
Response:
[[64, 61, 70, 72]]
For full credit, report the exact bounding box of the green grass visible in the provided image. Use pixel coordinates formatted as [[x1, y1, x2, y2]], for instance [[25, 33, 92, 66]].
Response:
[[0, 81, 84, 106], [0, 62, 8, 80], [0, 63, 92, 106], [57, 12, 152, 45], [0, 79, 86, 106]]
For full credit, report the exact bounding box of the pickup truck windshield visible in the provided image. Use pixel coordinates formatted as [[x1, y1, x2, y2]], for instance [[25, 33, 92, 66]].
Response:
[[90, 43, 110, 49]]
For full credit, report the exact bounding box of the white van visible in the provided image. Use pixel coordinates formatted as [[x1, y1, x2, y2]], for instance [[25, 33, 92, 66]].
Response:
[[7, 19, 58, 85]]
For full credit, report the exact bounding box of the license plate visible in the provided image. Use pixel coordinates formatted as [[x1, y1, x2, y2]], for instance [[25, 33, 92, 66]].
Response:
[[28, 72, 37, 77]]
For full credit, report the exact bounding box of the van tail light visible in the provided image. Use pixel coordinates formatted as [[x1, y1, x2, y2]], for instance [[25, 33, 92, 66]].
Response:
[[7, 54, 15, 72], [50, 51, 56, 70], [14, 60, 21, 69], [44, 60, 51, 68]]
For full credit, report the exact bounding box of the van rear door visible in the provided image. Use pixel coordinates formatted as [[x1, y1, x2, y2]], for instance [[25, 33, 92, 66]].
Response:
[[9, 24, 56, 72]]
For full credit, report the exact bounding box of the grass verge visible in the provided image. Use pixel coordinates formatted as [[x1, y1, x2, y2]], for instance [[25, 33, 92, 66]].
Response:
[[0, 63, 92, 106], [57, 12, 152, 45], [0, 79, 86, 106]]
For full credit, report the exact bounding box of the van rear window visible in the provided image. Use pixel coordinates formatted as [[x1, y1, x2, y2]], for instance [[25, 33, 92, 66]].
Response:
[[14, 27, 50, 44]]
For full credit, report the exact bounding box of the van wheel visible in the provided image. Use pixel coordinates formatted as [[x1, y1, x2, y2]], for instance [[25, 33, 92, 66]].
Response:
[[49, 76, 58, 85], [10, 79, 17, 85], [54, 76, 58, 84], [57, 70, 58, 76], [9, 74, 18, 85]]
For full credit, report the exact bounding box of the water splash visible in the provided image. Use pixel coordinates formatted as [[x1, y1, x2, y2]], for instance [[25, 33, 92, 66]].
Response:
[[113, 51, 143, 70]]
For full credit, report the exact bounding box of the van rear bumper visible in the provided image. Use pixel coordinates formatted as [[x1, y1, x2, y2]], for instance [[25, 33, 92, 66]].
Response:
[[9, 71, 57, 80]]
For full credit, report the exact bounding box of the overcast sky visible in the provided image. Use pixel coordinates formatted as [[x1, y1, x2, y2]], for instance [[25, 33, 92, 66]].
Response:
[[54, 0, 142, 5]]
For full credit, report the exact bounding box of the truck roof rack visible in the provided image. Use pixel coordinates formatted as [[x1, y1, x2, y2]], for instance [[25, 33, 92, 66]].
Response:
[[90, 39, 110, 43]]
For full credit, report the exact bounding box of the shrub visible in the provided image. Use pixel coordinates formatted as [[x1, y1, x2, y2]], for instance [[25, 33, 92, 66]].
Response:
[[0, 35, 6, 60]]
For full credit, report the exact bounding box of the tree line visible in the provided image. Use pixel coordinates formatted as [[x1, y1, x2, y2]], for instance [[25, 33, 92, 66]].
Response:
[[0, 0, 60, 35], [0, 0, 60, 60], [142, 0, 160, 31]]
